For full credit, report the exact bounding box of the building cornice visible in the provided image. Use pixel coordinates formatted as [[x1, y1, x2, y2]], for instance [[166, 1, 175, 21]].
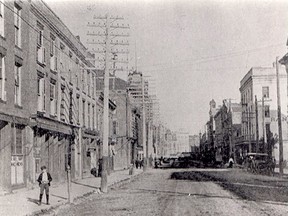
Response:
[[30, 1, 93, 67]]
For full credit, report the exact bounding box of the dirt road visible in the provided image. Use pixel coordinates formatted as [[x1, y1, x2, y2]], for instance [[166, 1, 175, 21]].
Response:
[[53, 168, 288, 216]]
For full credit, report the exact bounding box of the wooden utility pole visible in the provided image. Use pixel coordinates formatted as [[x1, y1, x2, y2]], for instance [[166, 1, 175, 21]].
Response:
[[255, 95, 259, 153], [262, 96, 266, 153], [276, 56, 284, 176], [86, 15, 130, 192], [247, 110, 252, 153], [257, 97, 271, 154], [142, 75, 147, 171], [100, 14, 111, 193]]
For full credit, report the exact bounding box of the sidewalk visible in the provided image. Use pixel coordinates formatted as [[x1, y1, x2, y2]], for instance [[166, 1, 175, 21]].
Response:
[[0, 168, 143, 216], [274, 167, 288, 175]]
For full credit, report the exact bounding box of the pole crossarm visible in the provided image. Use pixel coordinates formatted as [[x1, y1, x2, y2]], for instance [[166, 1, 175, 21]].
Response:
[[87, 33, 130, 37]]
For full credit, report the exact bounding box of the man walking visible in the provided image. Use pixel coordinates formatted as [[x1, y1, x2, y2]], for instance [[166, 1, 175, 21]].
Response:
[[37, 166, 52, 205]]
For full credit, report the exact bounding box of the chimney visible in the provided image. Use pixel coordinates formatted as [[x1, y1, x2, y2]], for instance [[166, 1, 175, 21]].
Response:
[[76, 35, 80, 41], [272, 62, 276, 68]]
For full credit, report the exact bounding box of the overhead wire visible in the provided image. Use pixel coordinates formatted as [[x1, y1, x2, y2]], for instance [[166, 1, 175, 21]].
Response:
[[2, 0, 285, 80]]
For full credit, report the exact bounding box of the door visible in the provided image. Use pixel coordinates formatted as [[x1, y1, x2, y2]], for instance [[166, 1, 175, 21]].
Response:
[[11, 155, 24, 185], [11, 126, 24, 187]]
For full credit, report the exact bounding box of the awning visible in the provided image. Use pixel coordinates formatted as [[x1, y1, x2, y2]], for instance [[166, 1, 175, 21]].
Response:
[[31, 117, 72, 135]]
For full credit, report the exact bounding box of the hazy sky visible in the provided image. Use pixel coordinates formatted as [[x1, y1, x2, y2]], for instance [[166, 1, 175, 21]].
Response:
[[45, 0, 288, 134]]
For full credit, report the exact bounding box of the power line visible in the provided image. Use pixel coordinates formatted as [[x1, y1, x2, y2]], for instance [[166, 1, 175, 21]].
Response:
[[136, 44, 285, 73], [138, 43, 284, 69]]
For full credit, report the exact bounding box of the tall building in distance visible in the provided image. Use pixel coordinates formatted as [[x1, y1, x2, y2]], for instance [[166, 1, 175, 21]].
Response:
[[175, 129, 190, 153]]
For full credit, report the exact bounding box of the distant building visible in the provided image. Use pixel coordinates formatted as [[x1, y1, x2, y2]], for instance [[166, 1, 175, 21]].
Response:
[[175, 129, 189, 153], [96, 72, 142, 170], [201, 99, 218, 153], [127, 71, 156, 160], [214, 101, 242, 163], [189, 135, 200, 153], [237, 66, 288, 163]]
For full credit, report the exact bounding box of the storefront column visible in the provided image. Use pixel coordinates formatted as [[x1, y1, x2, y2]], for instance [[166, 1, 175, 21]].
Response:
[[0, 122, 12, 192], [24, 126, 35, 189]]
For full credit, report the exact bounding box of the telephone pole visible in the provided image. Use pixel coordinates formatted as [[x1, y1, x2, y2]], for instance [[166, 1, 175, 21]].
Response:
[[255, 95, 259, 153], [276, 56, 284, 177], [258, 97, 272, 154], [86, 14, 130, 192], [100, 14, 111, 193], [142, 75, 147, 171], [262, 96, 266, 153]]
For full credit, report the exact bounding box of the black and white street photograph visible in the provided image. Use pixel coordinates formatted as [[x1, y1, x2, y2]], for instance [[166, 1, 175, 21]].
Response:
[[1, 0, 288, 215]]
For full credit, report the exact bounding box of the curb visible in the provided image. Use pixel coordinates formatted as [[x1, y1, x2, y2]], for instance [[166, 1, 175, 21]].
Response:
[[28, 171, 144, 216]]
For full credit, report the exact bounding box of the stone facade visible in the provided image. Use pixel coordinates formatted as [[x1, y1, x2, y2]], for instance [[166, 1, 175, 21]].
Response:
[[238, 66, 288, 163]]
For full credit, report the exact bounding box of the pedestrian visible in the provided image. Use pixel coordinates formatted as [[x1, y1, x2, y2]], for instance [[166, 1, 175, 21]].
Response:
[[228, 157, 234, 168], [37, 165, 52, 206], [140, 159, 144, 168], [135, 159, 139, 169], [98, 158, 103, 177]]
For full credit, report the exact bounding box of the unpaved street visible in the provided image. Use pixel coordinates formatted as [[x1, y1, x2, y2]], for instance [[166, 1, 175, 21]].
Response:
[[54, 168, 288, 216]]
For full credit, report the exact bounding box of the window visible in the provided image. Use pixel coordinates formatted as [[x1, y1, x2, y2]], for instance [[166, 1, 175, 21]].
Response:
[[37, 75, 45, 112], [11, 126, 23, 155], [76, 95, 80, 123], [92, 74, 95, 97], [265, 123, 271, 137], [37, 46, 46, 65], [50, 81, 56, 116], [14, 63, 21, 106], [75, 72, 79, 88], [0, 54, 6, 101], [264, 105, 270, 117], [37, 22, 44, 47], [81, 69, 85, 90], [87, 71, 90, 95], [59, 42, 65, 71], [262, 86, 269, 98], [88, 103, 90, 128], [60, 85, 65, 121], [82, 100, 85, 126], [50, 34, 55, 56], [0, 0, 4, 37], [37, 23, 45, 65], [92, 105, 95, 129], [14, 4, 21, 47], [50, 34, 57, 72], [113, 121, 117, 135]]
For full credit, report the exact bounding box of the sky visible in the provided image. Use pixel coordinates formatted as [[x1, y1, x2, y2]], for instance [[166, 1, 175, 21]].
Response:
[[44, 0, 288, 135]]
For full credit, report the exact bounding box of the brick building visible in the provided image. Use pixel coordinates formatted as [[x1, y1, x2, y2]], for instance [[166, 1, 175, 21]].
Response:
[[214, 101, 241, 163], [0, 0, 103, 192]]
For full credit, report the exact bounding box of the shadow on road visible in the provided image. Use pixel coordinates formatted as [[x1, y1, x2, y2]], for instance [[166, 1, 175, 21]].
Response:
[[171, 171, 223, 182], [71, 181, 100, 189], [132, 187, 236, 200], [27, 197, 39, 205], [170, 170, 288, 203]]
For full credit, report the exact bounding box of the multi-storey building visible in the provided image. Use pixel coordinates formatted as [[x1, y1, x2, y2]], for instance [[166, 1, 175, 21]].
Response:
[[214, 101, 241, 163], [0, 0, 31, 192], [189, 135, 200, 153], [175, 129, 190, 153], [96, 72, 142, 169], [127, 70, 153, 158], [0, 0, 104, 192], [237, 66, 288, 162]]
